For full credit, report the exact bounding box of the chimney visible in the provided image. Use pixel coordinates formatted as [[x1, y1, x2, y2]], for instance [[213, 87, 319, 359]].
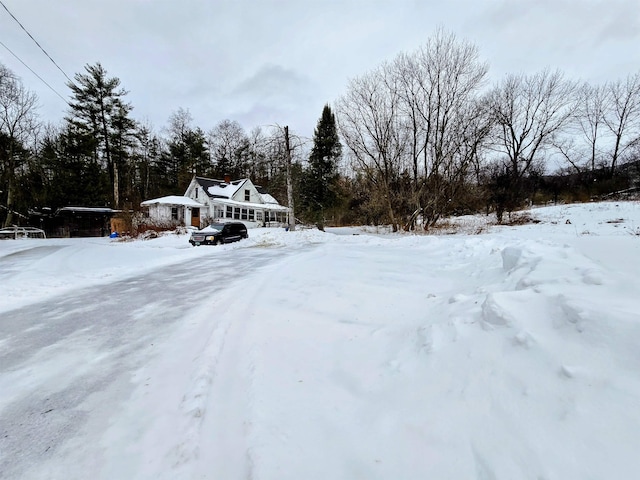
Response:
[[224, 173, 231, 184]]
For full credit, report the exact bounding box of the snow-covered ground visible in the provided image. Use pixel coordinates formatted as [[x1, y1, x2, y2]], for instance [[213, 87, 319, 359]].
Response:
[[1, 201, 639, 479]]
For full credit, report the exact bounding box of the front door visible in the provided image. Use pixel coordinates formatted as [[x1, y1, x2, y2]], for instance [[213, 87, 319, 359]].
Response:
[[191, 208, 200, 228]]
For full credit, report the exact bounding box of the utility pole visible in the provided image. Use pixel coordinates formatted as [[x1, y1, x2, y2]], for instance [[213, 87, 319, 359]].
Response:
[[284, 126, 296, 231]]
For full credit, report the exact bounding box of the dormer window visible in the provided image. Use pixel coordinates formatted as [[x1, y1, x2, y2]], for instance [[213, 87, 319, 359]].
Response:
[[245, 189, 250, 201]]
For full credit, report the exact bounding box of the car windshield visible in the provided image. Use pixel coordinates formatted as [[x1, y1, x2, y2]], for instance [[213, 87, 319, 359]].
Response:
[[204, 224, 224, 231]]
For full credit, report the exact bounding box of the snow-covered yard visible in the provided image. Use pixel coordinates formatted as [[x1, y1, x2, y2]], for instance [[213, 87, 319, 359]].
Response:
[[1, 201, 639, 479]]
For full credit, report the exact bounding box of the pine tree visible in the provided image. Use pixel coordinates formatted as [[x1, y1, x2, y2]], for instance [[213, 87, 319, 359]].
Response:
[[302, 104, 342, 229], [66, 63, 134, 208], [45, 125, 111, 208]]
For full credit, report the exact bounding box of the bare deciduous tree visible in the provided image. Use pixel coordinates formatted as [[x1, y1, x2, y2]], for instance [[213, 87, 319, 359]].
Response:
[[486, 69, 576, 218], [244, 126, 268, 181], [603, 72, 640, 176], [553, 82, 606, 177], [487, 69, 577, 180], [0, 64, 39, 227], [207, 119, 249, 178], [167, 107, 192, 140], [406, 31, 489, 226], [339, 30, 490, 229], [337, 66, 407, 231], [577, 82, 608, 172]]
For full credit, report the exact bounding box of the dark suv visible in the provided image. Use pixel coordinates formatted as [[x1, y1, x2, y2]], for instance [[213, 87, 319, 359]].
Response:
[[189, 222, 248, 246]]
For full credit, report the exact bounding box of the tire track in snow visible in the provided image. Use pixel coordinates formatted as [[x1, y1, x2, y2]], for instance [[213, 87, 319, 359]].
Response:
[[166, 291, 239, 469], [154, 246, 318, 479], [0, 244, 300, 480]]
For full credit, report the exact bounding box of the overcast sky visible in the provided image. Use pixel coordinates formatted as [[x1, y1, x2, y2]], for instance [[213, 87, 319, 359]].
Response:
[[1, 0, 639, 139]]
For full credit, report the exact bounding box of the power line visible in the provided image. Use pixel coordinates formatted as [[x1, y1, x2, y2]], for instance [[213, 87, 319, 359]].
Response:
[[0, 0, 74, 84], [0, 39, 69, 104]]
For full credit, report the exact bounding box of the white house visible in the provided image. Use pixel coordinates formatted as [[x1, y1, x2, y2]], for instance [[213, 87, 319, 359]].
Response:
[[141, 176, 290, 229]]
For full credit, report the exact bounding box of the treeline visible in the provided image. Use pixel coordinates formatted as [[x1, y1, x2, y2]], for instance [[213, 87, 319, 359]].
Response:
[[336, 29, 640, 230], [0, 62, 328, 228], [2, 29, 640, 230]]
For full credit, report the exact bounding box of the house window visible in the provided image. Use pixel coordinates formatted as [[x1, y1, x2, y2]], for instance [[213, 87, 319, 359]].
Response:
[[256, 211, 262, 221], [245, 189, 250, 201], [195, 188, 198, 199], [241, 208, 248, 220], [171, 207, 178, 220], [249, 209, 255, 221], [226, 206, 233, 218], [234, 207, 240, 220]]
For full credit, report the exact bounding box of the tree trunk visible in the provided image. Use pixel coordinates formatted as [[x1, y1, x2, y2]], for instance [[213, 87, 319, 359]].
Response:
[[2, 145, 15, 228], [284, 126, 295, 231], [100, 106, 117, 207], [113, 160, 120, 208], [385, 184, 397, 232], [3, 183, 14, 227]]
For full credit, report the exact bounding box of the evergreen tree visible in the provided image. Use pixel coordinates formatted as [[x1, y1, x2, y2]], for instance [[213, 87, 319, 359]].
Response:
[[133, 123, 162, 201], [39, 125, 110, 209], [302, 104, 342, 229], [111, 102, 138, 208], [66, 63, 134, 208]]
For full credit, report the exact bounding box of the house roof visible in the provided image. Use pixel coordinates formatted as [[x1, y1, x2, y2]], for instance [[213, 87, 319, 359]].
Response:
[[195, 176, 248, 199], [55, 207, 118, 216], [141, 195, 205, 207], [193, 176, 220, 192], [192, 176, 286, 208], [208, 180, 247, 199], [254, 185, 280, 204], [260, 193, 280, 205]]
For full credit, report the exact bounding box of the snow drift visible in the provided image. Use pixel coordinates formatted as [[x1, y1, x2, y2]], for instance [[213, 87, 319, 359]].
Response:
[[1, 201, 639, 479]]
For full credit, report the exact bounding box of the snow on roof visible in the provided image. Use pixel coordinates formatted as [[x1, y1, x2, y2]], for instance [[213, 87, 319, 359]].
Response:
[[207, 180, 246, 199], [260, 193, 280, 205], [140, 196, 205, 207], [56, 206, 117, 214], [194, 176, 283, 205]]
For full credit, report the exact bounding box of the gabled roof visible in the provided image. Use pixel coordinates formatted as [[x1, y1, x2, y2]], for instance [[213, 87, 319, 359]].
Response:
[[194, 176, 248, 199], [254, 185, 279, 204], [191, 176, 286, 208]]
